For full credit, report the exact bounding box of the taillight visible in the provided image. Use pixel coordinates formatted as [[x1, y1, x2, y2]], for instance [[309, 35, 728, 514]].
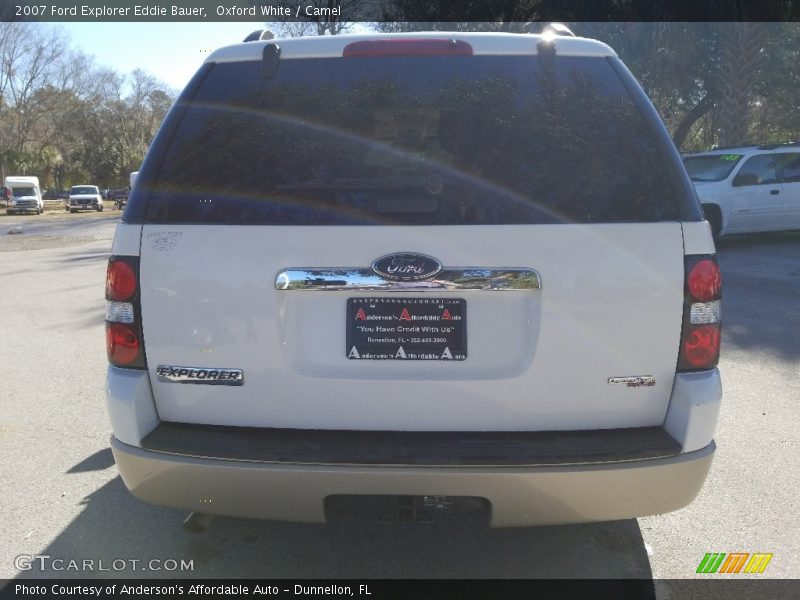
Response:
[[343, 39, 473, 58], [678, 255, 722, 371], [687, 259, 721, 302], [105, 256, 146, 369], [106, 260, 136, 301], [106, 323, 140, 365]]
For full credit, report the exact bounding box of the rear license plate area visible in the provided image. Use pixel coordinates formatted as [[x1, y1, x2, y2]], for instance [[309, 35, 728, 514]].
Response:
[[346, 297, 466, 360], [325, 495, 490, 525]]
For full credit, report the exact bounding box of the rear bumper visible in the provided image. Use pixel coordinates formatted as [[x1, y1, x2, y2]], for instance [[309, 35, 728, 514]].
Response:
[[107, 366, 721, 526], [111, 435, 714, 527]]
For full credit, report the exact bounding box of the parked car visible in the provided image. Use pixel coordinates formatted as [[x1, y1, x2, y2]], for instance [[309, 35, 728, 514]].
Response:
[[106, 30, 721, 527], [68, 185, 104, 213], [4, 176, 43, 215], [108, 188, 130, 210], [683, 142, 800, 240]]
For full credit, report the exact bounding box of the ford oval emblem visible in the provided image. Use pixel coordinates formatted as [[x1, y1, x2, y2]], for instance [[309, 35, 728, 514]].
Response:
[[372, 252, 442, 281]]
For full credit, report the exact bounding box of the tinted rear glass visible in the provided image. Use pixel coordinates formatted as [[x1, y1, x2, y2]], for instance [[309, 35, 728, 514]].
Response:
[[144, 55, 679, 225]]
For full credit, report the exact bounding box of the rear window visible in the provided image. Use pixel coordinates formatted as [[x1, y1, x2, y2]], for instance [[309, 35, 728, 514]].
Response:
[[683, 154, 743, 182], [142, 54, 680, 225]]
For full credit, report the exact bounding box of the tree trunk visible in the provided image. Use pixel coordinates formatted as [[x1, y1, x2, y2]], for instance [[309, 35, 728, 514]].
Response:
[[672, 91, 716, 150], [714, 23, 768, 146]]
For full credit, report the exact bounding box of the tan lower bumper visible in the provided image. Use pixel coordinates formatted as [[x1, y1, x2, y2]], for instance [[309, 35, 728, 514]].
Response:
[[111, 437, 714, 527]]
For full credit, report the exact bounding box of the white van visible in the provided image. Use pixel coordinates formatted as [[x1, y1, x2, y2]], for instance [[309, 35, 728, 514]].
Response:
[[68, 184, 104, 213], [4, 176, 43, 215]]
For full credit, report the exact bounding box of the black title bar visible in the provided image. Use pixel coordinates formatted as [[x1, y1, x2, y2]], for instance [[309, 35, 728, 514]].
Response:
[[2, 0, 800, 23], [3, 579, 800, 600]]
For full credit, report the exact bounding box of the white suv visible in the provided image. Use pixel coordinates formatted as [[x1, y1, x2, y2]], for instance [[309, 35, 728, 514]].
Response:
[[105, 31, 722, 526], [684, 143, 800, 240]]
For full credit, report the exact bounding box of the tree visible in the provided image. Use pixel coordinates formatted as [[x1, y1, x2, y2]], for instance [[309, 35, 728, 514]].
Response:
[[0, 23, 68, 180], [0, 22, 175, 189], [265, 21, 322, 38], [580, 23, 797, 149], [373, 7, 800, 151], [62, 67, 173, 187], [713, 23, 768, 147]]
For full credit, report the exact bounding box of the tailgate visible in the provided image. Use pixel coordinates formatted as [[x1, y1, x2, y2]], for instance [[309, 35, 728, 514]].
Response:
[[139, 223, 684, 431]]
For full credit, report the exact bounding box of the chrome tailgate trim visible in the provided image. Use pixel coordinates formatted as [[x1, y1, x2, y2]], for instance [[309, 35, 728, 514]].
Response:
[[276, 267, 541, 291]]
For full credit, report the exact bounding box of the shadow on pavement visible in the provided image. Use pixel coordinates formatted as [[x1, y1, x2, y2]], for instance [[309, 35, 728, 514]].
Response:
[[66, 449, 115, 474], [61, 250, 110, 263], [716, 231, 800, 361], [715, 230, 800, 251], [76, 312, 106, 330], [18, 462, 655, 582]]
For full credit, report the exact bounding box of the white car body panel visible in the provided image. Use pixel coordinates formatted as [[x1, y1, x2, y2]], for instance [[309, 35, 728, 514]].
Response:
[[139, 223, 685, 431], [111, 223, 143, 256], [727, 182, 783, 232], [106, 366, 160, 447], [783, 178, 800, 227], [681, 220, 716, 255], [663, 370, 722, 453], [694, 178, 785, 235]]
